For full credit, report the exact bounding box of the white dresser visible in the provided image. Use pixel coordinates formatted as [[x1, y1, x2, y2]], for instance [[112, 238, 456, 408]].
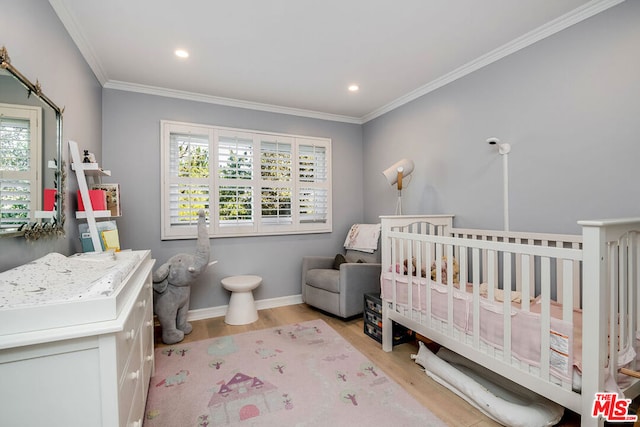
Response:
[[0, 250, 155, 427]]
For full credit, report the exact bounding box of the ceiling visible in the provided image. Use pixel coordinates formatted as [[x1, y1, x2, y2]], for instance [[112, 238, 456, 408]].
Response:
[[50, 0, 617, 123]]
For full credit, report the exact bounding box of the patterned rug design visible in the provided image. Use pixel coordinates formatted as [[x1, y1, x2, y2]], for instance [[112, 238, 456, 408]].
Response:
[[144, 319, 445, 426]]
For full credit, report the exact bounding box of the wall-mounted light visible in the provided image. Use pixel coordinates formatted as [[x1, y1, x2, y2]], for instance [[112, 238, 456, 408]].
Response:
[[382, 158, 414, 215]]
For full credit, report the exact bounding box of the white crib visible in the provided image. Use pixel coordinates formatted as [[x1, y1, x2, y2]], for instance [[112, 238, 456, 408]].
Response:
[[379, 215, 640, 426]]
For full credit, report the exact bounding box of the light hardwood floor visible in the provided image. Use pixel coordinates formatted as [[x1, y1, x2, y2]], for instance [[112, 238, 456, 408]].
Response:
[[154, 303, 581, 426]]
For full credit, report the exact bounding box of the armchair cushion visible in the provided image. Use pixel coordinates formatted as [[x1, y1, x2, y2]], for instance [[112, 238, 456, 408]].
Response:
[[306, 268, 340, 293]]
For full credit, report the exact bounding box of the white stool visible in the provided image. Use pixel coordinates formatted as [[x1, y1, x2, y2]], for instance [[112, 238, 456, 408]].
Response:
[[221, 275, 262, 325]]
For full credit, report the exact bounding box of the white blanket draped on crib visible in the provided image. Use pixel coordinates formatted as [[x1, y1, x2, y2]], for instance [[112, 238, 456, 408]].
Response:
[[343, 223, 381, 253]]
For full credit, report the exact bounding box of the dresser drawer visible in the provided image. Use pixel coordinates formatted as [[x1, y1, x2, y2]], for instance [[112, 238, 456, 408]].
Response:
[[364, 309, 382, 328], [364, 293, 382, 314], [115, 307, 138, 380], [126, 372, 146, 427], [141, 302, 155, 397], [118, 334, 142, 427], [115, 284, 150, 380]]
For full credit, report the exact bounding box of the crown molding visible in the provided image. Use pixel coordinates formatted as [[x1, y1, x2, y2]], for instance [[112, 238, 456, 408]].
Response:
[[360, 0, 625, 123], [48, 0, 108, 85], [104, 80, 363, 124]]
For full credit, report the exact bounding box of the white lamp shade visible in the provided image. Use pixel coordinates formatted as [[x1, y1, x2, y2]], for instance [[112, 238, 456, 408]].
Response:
[[382, 158, 414, 186]]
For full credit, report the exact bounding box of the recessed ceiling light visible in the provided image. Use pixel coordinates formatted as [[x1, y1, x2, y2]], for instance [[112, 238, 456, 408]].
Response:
[[348, 84, 359, 92], [175, 49, 189, 58]]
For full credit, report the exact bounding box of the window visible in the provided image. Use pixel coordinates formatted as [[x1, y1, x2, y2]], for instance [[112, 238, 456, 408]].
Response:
[[161, 121, 331, 239], [0, 104, 41, 229]]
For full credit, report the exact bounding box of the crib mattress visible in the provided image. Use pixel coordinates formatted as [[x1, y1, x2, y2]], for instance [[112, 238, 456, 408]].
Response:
[[0, 250, 148, 336]]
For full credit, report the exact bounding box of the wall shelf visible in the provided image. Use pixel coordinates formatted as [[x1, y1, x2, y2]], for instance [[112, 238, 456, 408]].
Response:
[[69, 140, 110, 252], [75, 210, 112, 219], [34, 211, 56, 219], [71, 162, 111, 176]]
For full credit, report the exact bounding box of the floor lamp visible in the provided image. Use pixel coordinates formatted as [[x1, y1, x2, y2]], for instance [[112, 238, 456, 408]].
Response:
[[382, 158, 414, 215]]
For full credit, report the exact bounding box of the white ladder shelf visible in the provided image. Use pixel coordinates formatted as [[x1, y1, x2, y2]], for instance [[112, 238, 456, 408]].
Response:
[[68, 140, 111, 252]]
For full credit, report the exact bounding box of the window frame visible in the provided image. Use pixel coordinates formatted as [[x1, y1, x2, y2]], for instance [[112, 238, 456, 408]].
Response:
[[160, 120, 332, 239]]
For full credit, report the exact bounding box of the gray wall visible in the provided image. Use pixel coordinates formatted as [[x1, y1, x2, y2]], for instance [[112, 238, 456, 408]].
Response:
[[102, 90, 364, 309], [0, 0, 102, 271], [364, 1, 640, 235]]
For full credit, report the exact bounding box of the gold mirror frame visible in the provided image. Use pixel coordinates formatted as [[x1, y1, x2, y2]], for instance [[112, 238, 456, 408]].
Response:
[[0, 46, 65, 240]]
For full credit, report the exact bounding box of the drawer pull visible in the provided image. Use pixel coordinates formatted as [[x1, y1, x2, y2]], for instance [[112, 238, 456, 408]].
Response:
[[138, 299, 147, 309], [126, 329, 136, 340], [130, 369, 140, 380], [131, 419, 142, 427], [146, 354, 154, 363], [145, 320, 153, 328]]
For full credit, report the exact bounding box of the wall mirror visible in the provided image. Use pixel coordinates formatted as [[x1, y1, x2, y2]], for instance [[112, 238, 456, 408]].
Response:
[[0, 46, 64, 239]]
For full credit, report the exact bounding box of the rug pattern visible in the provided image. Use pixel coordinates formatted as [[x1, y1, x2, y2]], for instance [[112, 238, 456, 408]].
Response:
[[144, 319, 444, 426]]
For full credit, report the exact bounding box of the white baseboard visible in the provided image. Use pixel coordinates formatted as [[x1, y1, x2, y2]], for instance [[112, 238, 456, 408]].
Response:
[[187, 294, 304, 322]]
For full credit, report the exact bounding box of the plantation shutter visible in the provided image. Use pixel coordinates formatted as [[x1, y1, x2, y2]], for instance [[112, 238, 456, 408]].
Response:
[[260, 137, 293, 227], [298, 141, 329, 224], [168, 131, 210, 226], [0, 110, 39, 228], [217, 132, 255, 231]]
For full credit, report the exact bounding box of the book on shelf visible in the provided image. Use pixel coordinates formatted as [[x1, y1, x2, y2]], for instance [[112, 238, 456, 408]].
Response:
[[101, 228, 121, 252], [79, 220, 120, 252], [43, 188, 57, 211], [77, 189, 107, 211], [90, 183, 121, 216]]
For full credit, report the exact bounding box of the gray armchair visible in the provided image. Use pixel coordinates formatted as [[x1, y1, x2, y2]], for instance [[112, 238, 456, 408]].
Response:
[[302, 226, 381, 318]]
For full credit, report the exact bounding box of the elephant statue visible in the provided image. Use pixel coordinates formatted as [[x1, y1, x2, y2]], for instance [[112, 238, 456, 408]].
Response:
[[153, 210, 210, 344]]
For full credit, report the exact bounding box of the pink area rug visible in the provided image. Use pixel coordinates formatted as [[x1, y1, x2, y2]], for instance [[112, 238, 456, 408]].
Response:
[[144, 319, 445, 426]]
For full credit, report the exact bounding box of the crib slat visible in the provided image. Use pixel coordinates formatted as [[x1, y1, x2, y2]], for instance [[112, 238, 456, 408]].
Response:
[[436, 244, 443, 285], [610, 242, 620, 379], [460, 244, 468, 294], [482, 235, 489, 284], [557, 245, 564, 306], [407, 239, 414, 322], [440, 245, 454, 336], [572, 242, 581, 309], [540, 257, 551, 380], [472, 247, 481, 350], [630, 233, 638, 371], [502, 252, 512, 362], [562, 259, 573, 323], [515, 239, 523, 293], [393, 236, 400, 313], [447, 245, 454, 291], [487, 250, 496, 302], [425, 239, 432, 329], [416, 239, 423, 324], [620, 240, 628, 351], [521, 254, 531, 312]]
